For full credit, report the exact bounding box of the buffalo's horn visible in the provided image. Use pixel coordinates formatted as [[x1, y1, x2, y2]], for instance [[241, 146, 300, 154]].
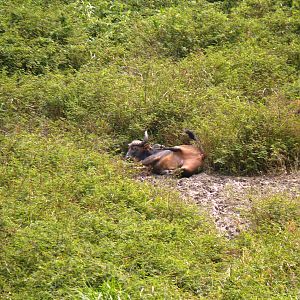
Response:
[[142, 130, 149, 144]]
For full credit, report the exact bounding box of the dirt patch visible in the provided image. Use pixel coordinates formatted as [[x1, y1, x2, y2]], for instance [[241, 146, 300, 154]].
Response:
[[138, 171, 300, 238]]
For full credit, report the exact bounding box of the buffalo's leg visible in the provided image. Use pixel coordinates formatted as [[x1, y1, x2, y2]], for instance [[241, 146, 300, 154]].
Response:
[[141, 150, 172, 166]]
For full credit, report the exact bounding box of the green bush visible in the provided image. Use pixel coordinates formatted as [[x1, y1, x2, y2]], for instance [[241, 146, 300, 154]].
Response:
[[135, 4, 232, 58], [1, 50, 299, 174], [190, 94, 299, 174]]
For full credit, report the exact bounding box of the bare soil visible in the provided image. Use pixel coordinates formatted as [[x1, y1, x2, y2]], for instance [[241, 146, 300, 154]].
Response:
[[138, 171, 300, 238]]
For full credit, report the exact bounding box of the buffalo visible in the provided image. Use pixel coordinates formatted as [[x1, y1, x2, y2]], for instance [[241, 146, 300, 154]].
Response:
[[126, 130, 205, 177]]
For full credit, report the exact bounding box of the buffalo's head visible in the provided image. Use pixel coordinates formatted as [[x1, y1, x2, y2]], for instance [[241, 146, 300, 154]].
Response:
[[125, 131, 151, 161]]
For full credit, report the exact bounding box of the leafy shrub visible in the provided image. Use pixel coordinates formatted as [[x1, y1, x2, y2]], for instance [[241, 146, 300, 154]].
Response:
[[190, 93, 299, 174], [136, 4, 232, 58]]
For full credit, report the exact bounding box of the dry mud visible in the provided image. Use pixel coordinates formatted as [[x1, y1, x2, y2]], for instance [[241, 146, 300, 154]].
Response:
[[138, 171, 300, 238]]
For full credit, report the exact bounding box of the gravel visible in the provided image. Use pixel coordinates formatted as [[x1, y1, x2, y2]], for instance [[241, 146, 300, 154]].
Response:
[[137, 171, 300, 238]]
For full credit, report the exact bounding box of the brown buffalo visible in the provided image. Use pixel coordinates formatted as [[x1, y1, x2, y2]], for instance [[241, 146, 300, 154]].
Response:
[[126, 130, 205, 177]]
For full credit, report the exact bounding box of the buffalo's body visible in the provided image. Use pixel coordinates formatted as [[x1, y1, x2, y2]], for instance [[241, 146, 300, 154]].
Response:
[[126, 131, 205, 177]]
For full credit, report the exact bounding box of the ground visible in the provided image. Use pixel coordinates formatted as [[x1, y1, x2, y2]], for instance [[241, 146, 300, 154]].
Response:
[[138, 171, 300, 238]]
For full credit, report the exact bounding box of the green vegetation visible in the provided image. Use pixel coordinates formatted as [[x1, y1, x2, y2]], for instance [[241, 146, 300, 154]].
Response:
[[1, 0, 299, 173], [1, 133, 299, 299], [0, 133, 225, 299], [1, 0, 300, 298]]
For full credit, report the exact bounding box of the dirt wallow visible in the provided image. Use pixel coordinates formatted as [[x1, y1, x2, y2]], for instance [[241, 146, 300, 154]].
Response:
[[138, 171, 300, 238]]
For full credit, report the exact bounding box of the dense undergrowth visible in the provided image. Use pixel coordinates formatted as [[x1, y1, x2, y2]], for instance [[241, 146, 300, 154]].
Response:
[[1, 0, 300, 298], [1, 0, 299, 174]]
